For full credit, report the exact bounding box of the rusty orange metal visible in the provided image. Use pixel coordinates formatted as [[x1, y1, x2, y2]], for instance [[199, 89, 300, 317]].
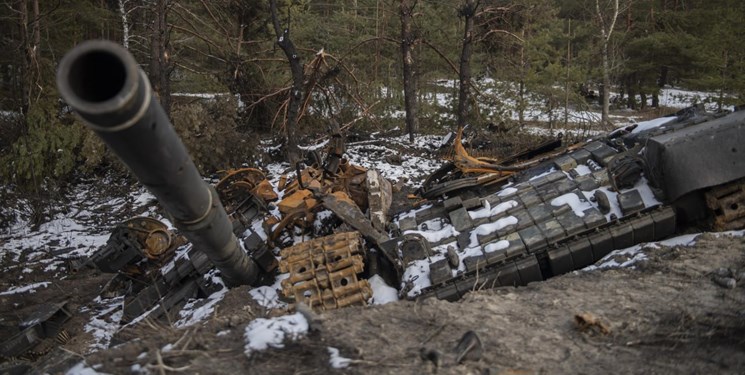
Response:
[[122, 217, 183, 261], [279, 232, 372, 311]]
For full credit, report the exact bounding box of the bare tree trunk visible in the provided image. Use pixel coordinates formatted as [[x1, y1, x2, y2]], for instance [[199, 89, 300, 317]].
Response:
[[518, 28, 526, 124], [118, 0, 130, 48], [456, 0, 476, 128], [270, 0, 302, 164], [564, 19, 571, 127], [150, 0, 171, 116], [596, 0, 619, 127], [18, 0, 42, 115], [400, 0, 419, 142]]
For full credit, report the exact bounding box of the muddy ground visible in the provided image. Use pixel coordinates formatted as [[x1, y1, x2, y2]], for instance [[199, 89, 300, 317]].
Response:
[[2, 231, 744, 374]]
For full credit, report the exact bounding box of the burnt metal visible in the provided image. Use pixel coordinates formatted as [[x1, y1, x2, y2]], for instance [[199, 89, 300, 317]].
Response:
[[0, 302, 72, 359], [705, 177, 745, 231], [644, 110, 745, 201], [279, 232, 372, 311], [608, 155, 644, 191], [429, 259, 452, 285], [594, 190, 611, 214], [57, 41, 259, 286], [399, 233, 433, 264], [618, 189, 645, 216]]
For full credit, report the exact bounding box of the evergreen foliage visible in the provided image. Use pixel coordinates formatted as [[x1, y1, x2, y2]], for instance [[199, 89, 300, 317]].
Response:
[[1, 0, 744, 194]]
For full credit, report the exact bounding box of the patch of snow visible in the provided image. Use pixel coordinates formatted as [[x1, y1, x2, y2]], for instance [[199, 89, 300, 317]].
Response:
[[369, 275, 399, 305], [468, 200, 518, 220], [584, 233, 701, 271], [484, 240, 510, 253], [498, 187, 519, 197], [217, 330, 230, 337], [397, 204, 433, 220], [175, 271, 228, 328], [418, 218, 445, 231], [529, 168, 556, 181], [85, 296, 124, 352], [584, 244, 647, 271], [298, 139, 329, 151], [0, 281, 50, 296], [66, 361, 104, 375], [402, 253, 446, 298], [574, 164, 592, 176], [328, 347, 352, 369], [658, 233, 699, 247], [243, 312, 309, 357], [249, 273, 289, 310], [630, 116, 676, 134], [467, 216, 518, 249], [551, 193, 593, 217], [634, 177, 662, 208], [403, 224, 459, 243]]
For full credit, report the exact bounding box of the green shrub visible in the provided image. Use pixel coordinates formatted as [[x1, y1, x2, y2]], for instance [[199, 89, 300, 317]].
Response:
[[171, 97, 259, 173], [0, 99, 84, 187]]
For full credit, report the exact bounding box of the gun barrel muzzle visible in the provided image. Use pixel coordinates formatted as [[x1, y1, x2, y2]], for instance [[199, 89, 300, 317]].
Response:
[[57, 40, 259, 286]]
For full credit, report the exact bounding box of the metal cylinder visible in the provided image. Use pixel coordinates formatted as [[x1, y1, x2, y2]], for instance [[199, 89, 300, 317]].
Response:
[[57, 40, 259, 286]]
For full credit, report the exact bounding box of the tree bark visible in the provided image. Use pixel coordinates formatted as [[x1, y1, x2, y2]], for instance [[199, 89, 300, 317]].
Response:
[[596, 0, 619, 127], [18, 0, 42, 115], [150, 0, 171, 116], [118, 0, 130, 49], [270, 0, 302, 164], [400, 0, 419, 142], [457, 0, 476, 128]]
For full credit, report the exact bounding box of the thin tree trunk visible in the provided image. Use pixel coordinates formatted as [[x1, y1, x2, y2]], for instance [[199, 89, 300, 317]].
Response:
[[456, 0, 476, 128], [564, 19, 571, 127], [150, 0, 171, 116], [270, 0, 302, 164], [118, 0, 130, 48], [596, 0, 619, 127], [400, 0, 419, 142], [19, 0, 29, 114]]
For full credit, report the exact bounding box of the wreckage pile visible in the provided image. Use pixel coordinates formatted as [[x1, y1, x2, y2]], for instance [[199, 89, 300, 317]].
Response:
[[2, 41, 745, 366]]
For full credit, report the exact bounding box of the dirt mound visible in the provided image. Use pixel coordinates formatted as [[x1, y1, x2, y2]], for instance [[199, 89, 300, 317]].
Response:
[[39, 232, 743, 374]]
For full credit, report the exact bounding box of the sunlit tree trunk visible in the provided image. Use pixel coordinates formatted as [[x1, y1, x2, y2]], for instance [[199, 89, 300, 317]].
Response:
[[118, 0, 130, 49]]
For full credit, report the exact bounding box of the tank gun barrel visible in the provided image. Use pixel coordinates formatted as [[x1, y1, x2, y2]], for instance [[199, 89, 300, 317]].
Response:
[[56, 40, 259, 286]]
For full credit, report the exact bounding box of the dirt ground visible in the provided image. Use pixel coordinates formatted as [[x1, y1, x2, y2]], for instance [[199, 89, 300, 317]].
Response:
[[3, 230, 743, 374], [2, 123, 745, 374]]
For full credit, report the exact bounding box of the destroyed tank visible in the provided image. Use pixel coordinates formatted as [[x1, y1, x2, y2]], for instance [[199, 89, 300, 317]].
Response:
[[384, 106, 745, 301], [54, 40, 745, 316]]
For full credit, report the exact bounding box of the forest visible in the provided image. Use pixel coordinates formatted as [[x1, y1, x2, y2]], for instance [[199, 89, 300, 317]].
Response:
[[1, 0, 744, 194]]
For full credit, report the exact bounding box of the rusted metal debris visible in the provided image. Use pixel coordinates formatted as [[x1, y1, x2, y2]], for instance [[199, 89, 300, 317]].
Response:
[[279, 232, 372, 311], [89, 217, 185, 275]]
